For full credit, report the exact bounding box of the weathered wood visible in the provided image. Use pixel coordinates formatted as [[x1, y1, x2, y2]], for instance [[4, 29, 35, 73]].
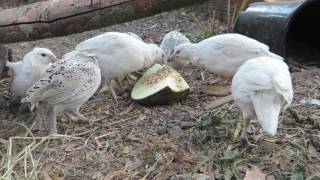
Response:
[[0, 0, 44, 9], [0, 0, 208, 43]]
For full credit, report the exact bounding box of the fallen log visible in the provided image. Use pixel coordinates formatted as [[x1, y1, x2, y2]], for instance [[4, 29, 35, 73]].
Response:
[[0, 0, 208, 43]]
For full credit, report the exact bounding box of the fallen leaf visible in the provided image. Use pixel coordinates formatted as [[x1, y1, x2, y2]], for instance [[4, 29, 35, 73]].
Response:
[[200, 84, 231, 96], [205, 95, 233, 110], [243, 166, 266, 180]]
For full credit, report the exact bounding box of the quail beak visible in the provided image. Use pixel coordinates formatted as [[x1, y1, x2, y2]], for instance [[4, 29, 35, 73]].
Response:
[[49, 55, 58, 63]]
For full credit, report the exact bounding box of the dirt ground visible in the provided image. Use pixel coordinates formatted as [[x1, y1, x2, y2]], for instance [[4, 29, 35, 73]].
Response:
[[0, 1, 320, 179]]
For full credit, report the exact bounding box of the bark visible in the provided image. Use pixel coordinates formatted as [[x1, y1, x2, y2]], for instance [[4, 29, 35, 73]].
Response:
[[0, 0, 208, 43]]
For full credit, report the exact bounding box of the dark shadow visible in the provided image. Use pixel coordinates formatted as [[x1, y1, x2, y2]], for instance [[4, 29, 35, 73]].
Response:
[[286, 1, 320, 65]]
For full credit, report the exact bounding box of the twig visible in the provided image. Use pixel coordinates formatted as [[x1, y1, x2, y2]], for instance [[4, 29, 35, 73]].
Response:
[[240, 0, 248, 12], [72, 131, 97, 151], [141, 159, 159, 180], [286, 138, 320, 162], [71, 127, 99, 137], [233, 120, 242, 140], [192, 147, 247, 173], [306, 172, 320, 180], [91, 116, 107, 123], [2, 134, 83, 179], [0, 77, 9, 84], [231, 3, 238, 26], [205, 95, 234, 110], [103, 118, 133, 128]]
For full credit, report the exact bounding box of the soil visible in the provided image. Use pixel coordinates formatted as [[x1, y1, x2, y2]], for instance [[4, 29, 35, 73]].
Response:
[[0, 1, 319, 179]]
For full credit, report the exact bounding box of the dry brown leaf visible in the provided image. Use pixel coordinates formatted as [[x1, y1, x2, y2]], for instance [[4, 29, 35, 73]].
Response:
[[243, 166, 266, 180], [200, 84, 231, 96], [205, 95, 233, 110]]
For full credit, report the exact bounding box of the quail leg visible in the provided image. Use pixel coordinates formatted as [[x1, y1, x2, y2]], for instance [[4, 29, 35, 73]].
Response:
[[240, 117, 257, 147], [73, 112, 93, 126], [99, 79, 120, 104], [115, 78, 128, 95], [47, 106, 57, 134], [240, 118, 250, 140], [65, 112, 78, 122], [67, 107, 93, 125], [32, 110, 44, 131], [32, 102, 48, 131], [109, 84, 119, 104]]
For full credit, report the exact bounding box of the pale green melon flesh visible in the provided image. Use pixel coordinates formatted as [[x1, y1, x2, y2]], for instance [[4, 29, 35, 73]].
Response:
[[131, 64, 190, 105]]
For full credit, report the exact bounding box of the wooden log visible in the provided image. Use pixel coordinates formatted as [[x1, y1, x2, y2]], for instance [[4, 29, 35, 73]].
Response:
[[0, 0, 44, 9], [0, 0, 208, 43]]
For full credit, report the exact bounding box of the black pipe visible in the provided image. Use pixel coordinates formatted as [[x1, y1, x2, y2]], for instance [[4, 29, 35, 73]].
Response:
[[234, 0, 320, 65]]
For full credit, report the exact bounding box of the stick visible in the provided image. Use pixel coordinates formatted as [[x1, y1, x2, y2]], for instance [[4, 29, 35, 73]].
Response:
[[205, 95, 234, 110]]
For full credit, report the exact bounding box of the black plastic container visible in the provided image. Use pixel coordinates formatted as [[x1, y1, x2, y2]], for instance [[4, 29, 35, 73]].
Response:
[[234, 0, 320, 64]]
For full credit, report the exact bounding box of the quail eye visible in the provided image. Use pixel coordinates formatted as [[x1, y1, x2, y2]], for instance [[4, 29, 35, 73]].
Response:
[[41, 53, 46, 57], [176, 50, 181, 54], [170, 50, 174, 55]]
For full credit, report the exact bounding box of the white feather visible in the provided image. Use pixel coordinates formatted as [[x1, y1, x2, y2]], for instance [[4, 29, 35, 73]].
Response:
[[6, 48, 57, 98], [126, 32, 143, 41], [64, 32, 164, 85], [169, 33, 283, 77], [231, 56, 293, 135]]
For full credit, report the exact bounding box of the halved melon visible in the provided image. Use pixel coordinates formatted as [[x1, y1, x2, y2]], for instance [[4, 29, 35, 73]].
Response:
[[131, 64, 190, 105]]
